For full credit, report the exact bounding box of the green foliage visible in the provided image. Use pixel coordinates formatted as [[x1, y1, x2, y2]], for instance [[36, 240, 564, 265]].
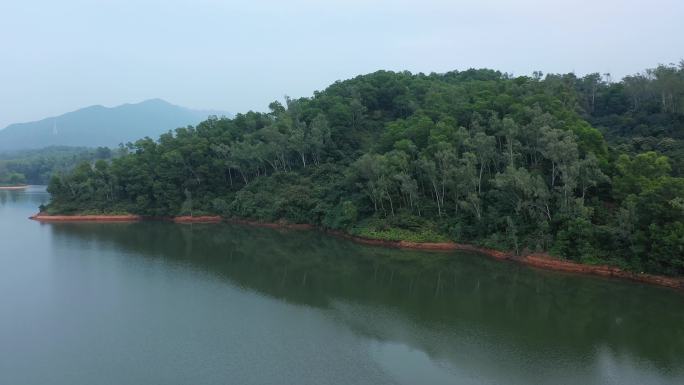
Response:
[[0, 172, 26, 186], [44, 65, 684, 276], [0, 146, 113, 185], [613, 151, 671, 198], [323, 201, 358, 230], [350, 216, 449, 243], [551, 217, 596, 262]]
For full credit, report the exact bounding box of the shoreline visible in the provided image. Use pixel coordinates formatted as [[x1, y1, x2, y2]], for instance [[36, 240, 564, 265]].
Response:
[[172, 215, 223, 223], [0, 185, 29, 190], [327, 230, 683, 291], [28, 213, 684, 291], [30, 213, 143, 222], [225, 217, 314, 230], [29, 213, 222, 223]]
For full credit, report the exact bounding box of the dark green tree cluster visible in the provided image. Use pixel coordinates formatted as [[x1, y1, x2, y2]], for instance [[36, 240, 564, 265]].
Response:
[[45, 66, 684, 275], [564, 61, 684, 175], [0, 146, 113, 185], [0, 171, 26, 186]]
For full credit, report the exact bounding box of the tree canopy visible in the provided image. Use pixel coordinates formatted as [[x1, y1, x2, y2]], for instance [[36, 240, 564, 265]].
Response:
[[0, 146, 113, 185]]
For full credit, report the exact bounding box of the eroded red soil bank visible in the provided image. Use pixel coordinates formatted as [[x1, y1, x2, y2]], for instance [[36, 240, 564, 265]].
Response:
[[28, 213, 684, 291], [520, 253, 684, 290], [326, 231, 684, 291], [225, 218, 314, 230], [30, 213, 221, 223], [0, 185, 29, 190], [30, 213, 142, 222], [172, 215, 222, 223]]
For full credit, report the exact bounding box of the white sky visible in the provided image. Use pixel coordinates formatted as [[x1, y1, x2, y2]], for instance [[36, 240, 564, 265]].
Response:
[[1, 0, 682, 128]]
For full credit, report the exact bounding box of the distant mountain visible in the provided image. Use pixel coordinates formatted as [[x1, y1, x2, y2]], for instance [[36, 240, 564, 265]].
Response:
[[0, 99, 229, 151]]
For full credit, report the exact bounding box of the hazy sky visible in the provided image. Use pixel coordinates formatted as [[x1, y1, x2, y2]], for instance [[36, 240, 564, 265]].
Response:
[[1, 0, 683, 128]]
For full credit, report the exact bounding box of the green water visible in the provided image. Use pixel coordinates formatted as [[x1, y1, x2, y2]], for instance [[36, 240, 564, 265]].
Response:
[[1, 187, 683, 385]]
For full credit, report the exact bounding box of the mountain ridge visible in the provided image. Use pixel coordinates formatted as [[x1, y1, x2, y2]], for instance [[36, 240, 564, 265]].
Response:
[[0, 99, 230, 151]]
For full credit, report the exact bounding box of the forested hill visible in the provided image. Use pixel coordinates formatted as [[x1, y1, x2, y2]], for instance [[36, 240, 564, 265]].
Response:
[[0, 99, 228, 151], [45, 65, 684, 276]]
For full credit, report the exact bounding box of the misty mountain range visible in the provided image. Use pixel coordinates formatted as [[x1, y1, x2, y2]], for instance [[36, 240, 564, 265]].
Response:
[[0, 99, 229, 151]]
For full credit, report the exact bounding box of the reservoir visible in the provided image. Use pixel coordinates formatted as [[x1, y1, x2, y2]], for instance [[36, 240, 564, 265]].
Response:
[[1, 187, 683, 385]]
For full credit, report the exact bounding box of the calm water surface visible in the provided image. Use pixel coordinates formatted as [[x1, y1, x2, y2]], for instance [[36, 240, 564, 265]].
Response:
[[1, 187, 683, 385]]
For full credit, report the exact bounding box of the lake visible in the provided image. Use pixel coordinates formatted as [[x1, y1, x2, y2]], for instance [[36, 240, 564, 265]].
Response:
[[1, 187, 683, 385]]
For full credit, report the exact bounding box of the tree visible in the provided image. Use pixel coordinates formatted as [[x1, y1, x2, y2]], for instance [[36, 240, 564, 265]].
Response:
[[308, 114, 331, 165], [467, 132, 496, 195], [352, 154, 386, 214], [552, 217, 595, 261], [614, 152, 671, 198], [578, 153, 608, 199], [501, 117, 519, 166], [5, 172, 26, 185]]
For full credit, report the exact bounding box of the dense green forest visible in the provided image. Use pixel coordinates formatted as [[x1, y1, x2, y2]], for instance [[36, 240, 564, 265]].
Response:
[[45, 63, 684, 275], [0, 146, 113, 185]]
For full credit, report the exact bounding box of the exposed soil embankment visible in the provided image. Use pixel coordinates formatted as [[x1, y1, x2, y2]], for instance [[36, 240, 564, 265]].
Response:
[[28, 213, 684, 291], [30, 213, 222, 223], [225, 218, 314, 230], [0, 185, 29, 190], [520, 253, 684, 290], [325, 230, 684, 291], [172, 215, 222, 223], [30, 213, 142, 222], [326, 230, 506, 257]]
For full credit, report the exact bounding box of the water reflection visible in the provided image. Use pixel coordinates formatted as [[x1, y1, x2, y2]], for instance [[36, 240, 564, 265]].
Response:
[[46, 220, 684, 381], [0, 186, 48, 208]]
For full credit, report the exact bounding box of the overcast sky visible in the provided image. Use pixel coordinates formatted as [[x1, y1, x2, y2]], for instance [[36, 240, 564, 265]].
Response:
[[1, 0, 682, 128]]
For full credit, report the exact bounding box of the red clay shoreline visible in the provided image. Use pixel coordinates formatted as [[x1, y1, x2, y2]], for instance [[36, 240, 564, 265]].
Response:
[[225, 217, 314, 230], [330, 231, 684, 291], [0, 185, 29, 190], [30, 213, 143, 222], [29, 213, 684, 291], [29, 213, 222, 223]]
